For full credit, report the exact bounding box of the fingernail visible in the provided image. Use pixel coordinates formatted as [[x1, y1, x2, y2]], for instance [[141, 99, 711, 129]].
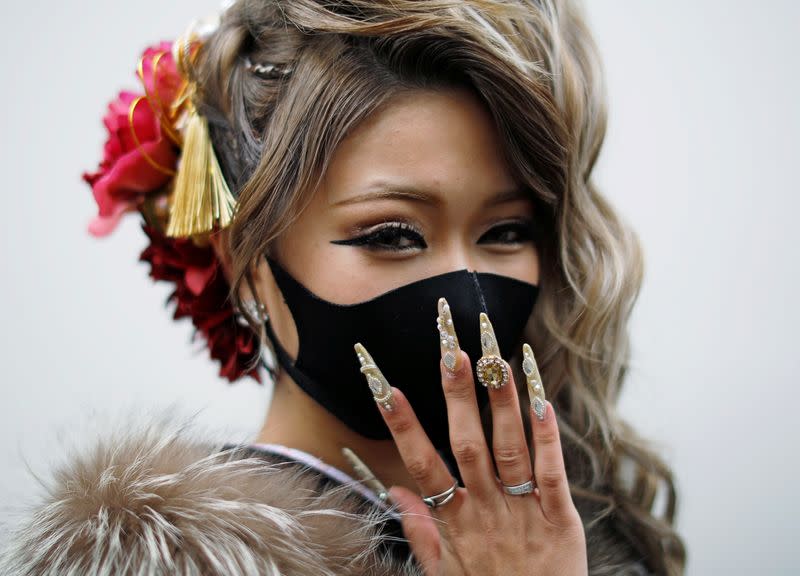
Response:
[[354, 342, 395, 411], [437, 297, 461, 373], [479, 312, 501, 356], [342, 447, 392, 504], [477, 312, 509, 389], [523, 343, 547, 421]]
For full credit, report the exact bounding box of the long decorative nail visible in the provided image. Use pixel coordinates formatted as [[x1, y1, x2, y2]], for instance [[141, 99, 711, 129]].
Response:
[[342, 447, 392, 504], [476, 312, 509, 389], [437, 297, 462, 373], [354, 342, 395, 411], [522, 343, 546, 420]]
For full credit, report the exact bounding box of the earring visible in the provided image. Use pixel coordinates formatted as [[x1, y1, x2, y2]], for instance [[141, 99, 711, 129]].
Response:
[[237, 299, 280, 380], [236, 299, 269, 325]]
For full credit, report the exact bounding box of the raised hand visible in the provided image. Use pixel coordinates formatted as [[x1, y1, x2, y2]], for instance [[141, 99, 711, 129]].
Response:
[[354, 298, 587, 576]]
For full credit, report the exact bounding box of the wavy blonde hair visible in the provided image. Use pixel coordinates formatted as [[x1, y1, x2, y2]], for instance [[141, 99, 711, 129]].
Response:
[[190, 0, 687, 573]]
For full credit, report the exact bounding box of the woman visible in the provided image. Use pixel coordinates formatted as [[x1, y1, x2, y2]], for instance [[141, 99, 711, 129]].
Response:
[[0, 0, 686, 574]]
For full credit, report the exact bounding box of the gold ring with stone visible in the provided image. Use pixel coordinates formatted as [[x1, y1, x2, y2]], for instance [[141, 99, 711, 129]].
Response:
[[476, 312, 509, 389], [476, 354, 509, 389]]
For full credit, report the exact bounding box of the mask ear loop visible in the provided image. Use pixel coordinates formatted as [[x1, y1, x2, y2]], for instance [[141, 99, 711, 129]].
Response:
[[236, 298, 280, 382]]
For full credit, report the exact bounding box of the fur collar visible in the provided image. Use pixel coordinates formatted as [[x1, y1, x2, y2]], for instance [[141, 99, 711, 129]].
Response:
[[0, 413, 651, 575]]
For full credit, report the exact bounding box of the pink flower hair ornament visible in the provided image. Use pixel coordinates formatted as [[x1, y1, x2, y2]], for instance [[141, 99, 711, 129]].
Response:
[[82, 26, 263, 384]]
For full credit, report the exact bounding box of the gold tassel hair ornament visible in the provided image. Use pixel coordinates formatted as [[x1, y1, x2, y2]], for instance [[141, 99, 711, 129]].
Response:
[[166, 25, 237, 239]]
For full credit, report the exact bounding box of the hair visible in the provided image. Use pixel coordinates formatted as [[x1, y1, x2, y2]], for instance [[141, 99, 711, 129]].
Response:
[[187, 0, 687, 573]]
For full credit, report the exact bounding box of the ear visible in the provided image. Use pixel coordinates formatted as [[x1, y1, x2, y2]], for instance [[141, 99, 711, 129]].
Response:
[[209, 232, 299, 357]]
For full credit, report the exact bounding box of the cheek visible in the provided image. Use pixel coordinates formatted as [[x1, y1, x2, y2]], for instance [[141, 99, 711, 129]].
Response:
[[523, 245, 541, 285], [277, 233, 384, 305], [306, 253, 369, 302], [485, 244, 540, 287]]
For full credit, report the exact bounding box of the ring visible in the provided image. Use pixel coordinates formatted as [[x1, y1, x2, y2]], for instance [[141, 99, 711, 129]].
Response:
[[476, 315, 510, 389], [502, 479, 536, 496], [476, 354, 510, 389], [421, 479, 459, 509]]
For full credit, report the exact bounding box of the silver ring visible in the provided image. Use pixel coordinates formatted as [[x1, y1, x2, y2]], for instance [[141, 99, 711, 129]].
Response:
[[502, 479, 536, 496], [421, 479, 459, 509]]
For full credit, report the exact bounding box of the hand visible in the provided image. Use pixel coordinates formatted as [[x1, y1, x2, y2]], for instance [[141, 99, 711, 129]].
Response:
[[354, 300, 588, 576]]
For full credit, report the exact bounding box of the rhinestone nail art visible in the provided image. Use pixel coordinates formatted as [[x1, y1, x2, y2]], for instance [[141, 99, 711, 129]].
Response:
[[437, 298, 462, 373], [354, 342, 394, 411], [342, 447, 391, 504], [522, 343, 546, 420], [476, 312, 509, 389]]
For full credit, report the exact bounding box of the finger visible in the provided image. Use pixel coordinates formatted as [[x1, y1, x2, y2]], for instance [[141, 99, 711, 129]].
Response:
[[389, 485, 442, 575], [481, 317, 532, 489], [437, 299, 499, 500], [531, 399, 576, 524], [355, 343, 461, 515], [524, 344, 574, 521]]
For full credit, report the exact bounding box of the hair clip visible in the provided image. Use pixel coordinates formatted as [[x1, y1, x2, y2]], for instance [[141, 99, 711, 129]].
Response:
[[242, 56, 294, 79]]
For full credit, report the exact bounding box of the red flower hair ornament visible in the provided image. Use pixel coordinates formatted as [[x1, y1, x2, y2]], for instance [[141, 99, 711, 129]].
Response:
[[83, 21, 264, 383]]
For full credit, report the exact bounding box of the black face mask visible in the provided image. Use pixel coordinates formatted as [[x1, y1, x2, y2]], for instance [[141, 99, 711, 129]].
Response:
[[262, 255, 539, 457]]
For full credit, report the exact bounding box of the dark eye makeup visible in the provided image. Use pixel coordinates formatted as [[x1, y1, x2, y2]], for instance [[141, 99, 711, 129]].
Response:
[[478, 220, 536, 246], [331, 219, 536, 253], [331, 221, 427, 252]]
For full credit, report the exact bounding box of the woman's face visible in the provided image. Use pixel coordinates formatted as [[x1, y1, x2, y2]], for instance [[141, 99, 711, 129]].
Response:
[[254, 86, 540, 356]]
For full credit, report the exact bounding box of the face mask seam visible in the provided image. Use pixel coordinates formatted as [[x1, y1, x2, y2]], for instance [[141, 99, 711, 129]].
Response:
[[469, 271, 490, 315]]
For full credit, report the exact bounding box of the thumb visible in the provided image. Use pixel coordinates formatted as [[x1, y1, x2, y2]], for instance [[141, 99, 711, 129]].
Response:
[[389, 485, 442, 575]]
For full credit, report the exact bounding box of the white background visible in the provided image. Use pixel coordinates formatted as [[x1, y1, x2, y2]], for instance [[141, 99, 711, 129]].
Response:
[[1, 1, 797, 574]]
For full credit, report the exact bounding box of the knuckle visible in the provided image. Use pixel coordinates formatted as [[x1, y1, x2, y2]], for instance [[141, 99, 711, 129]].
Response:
[[442, 375, 473, 400], [479, 513, 503, 537], [442, 518, 464, 540], [389, 414, 415, 435], [549, 506, 585, 534], [405, 453, 438, 484], [451, 438, 484, 465], [535, 429, 558, 446], [493, 443, 528, 469], [538, 469, 565, 491], [490, 386, 516, 408]]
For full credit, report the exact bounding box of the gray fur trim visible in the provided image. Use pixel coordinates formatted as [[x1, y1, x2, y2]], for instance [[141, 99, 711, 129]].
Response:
[[0, 415, 421, 576]]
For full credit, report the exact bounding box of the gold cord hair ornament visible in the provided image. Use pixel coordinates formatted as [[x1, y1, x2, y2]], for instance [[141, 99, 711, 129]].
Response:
[[165, 27, 237, 239]]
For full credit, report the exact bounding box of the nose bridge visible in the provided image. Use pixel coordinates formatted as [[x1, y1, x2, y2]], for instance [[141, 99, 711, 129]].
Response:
[[438, 236, 477, 273], [434, 239, 489, 316]]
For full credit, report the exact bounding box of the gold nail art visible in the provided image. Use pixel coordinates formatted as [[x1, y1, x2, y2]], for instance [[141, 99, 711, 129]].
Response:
[[436, 297, 461, 373], [476, 312, 509, 389], [354, 342, 395, 411], [342, 447, 392, 504], [522, 343, 547, 421]]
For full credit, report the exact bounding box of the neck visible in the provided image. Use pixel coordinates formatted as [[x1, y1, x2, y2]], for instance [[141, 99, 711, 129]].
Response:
[[254, 371, 418, 493]]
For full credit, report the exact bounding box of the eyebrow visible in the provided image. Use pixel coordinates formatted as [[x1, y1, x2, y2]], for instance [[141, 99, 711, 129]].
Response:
[[331, 182, 530, 208]]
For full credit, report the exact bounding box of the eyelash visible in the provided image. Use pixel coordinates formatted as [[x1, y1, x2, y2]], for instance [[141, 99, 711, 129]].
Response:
[[333, 220, 536, 252]]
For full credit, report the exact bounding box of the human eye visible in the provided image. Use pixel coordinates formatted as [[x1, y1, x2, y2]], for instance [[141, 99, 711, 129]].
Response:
[[478, 219, 536, 245], [331, 221, 427, 252]]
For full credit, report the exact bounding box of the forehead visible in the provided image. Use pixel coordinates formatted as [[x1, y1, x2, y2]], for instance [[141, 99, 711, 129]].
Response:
[[321, 87, 519, 206]]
